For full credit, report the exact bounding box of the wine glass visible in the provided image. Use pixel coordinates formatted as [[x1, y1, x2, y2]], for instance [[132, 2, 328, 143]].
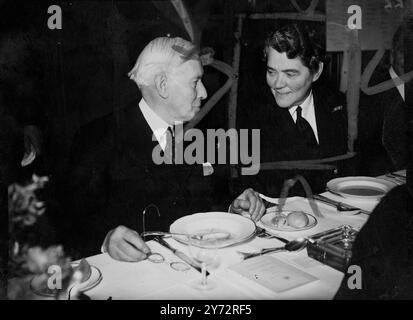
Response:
[[187, 235, 221, 290]]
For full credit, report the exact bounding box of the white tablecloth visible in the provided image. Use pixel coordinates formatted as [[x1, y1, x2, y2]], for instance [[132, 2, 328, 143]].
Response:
[[78, 171, 405, 300]]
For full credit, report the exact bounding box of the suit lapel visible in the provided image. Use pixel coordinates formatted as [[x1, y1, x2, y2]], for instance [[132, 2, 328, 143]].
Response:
[[313, 86, 347, 157], [313, 88, 338, 156], [120, 104, 195, 198], [120, 104, 158, 164]]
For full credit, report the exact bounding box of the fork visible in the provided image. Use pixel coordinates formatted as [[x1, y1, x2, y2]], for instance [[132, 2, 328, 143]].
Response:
[[255, 226, 288, 243], [255, 227, 270, 238]]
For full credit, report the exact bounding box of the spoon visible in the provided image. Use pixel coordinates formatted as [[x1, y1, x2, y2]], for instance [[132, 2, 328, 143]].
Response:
[[237, 238, 309, 260], [141, 231, 231, 241]]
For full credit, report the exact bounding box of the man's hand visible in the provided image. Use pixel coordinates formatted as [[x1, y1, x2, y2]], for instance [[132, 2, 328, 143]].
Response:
[[102, 225, 151, 262], [230, 188, 265, 222]]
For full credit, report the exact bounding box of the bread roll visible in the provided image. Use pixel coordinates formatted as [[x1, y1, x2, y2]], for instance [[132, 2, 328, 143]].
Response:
[[287, 211, 309, 228]]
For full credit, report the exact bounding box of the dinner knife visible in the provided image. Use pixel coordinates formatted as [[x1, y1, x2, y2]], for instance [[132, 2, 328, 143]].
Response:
[[313, 194, 370, 215], [153, 237, 209, 276], [384, 173, 406, 184], [390, 172, 406, 179]]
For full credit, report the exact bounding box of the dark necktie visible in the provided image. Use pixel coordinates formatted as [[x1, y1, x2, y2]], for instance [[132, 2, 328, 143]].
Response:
[[165, 126, 175, 164], [295, 106, 318, 147]]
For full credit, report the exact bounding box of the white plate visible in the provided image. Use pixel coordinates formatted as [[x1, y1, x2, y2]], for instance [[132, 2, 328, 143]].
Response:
[[170, 212, 256, 248], [327, 176, 395, 200], [261, 209, 317, 232], [30, 264, 102, 298]]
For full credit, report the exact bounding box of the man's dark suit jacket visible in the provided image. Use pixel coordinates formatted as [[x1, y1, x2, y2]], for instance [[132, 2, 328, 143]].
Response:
[[236, 83, 348, 197], [60, 102, 229, 258]]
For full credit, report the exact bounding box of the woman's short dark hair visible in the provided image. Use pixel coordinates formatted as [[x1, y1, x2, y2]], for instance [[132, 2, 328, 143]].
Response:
[[264, 23, 325, 74]]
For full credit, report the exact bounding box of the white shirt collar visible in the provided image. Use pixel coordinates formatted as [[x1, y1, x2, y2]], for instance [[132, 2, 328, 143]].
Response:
[[389, 66, 405, 102], [288, 91, 313, 118], [138, 98, 171, 150]]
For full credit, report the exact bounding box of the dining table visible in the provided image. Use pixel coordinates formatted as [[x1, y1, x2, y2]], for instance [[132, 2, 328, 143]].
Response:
[[75, 170, 406, 300]]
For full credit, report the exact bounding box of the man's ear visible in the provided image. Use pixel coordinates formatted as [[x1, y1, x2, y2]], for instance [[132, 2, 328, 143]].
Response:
[[312, 62, 323, 82], [154, 72, 168, 99]]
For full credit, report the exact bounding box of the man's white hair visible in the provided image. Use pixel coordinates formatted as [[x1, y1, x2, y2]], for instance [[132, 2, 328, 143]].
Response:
[[128, 36, 196, 88]]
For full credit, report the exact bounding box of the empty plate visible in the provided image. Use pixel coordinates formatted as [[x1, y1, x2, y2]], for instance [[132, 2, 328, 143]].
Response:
[[170, 212, 256, 248], [327, 176, 396, 200]]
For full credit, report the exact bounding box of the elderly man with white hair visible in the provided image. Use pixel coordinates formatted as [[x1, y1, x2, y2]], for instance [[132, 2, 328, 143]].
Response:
[[63, 36, 265, 262]]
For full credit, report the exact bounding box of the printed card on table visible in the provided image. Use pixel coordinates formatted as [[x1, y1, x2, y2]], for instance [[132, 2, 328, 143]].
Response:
[[229, 256, 318, 293]]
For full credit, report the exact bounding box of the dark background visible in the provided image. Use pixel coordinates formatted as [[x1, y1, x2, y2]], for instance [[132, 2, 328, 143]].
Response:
[[0, 0, 409, 190]]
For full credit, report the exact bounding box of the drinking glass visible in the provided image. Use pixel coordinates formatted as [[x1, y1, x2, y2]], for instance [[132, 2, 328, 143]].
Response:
[[187, 235, 221, 290]]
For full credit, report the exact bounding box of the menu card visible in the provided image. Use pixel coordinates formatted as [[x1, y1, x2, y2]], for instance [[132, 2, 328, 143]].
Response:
[[229, 256, 318, 293]]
